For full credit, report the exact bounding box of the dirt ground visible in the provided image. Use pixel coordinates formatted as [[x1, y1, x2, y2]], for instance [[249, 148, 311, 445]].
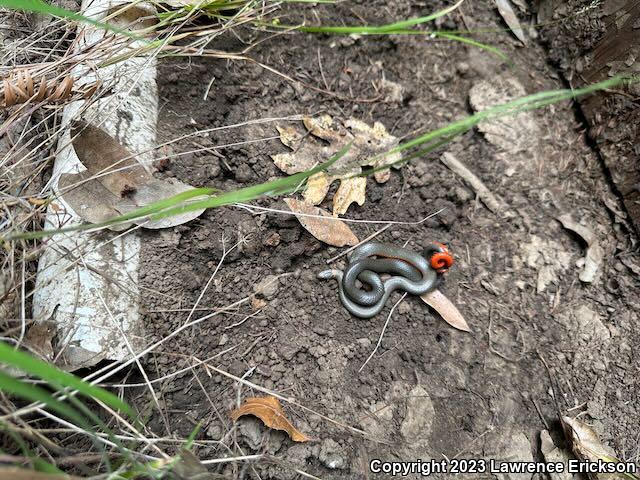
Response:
[[128, 1, 640, 478]]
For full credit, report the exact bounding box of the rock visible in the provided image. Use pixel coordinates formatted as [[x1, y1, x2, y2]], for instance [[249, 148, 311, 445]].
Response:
[[426, 363, 467, 398], [469, 77, 540, 157], [251, 297, 267, 311], [540, 430, 573, 480], [360, 400, 394, 441], [494, 431, 533, 480], [537, 265, 557, 293], [318, 438, 347, 470], [378, 78, 405, 103], [254, 275, 280, 299], [400, 386, 435, 443], [575, 305, 610, 344], [263, 231, 281, 247], [237, 416, 264, 451], [235, 163, 254, 182]]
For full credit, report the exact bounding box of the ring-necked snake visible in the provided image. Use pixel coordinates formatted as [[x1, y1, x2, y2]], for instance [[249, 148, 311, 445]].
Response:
[[318, 241, 454, 319]]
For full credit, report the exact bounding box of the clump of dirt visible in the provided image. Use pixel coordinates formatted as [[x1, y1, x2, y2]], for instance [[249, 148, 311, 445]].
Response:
[[134, 1, 640, 478]]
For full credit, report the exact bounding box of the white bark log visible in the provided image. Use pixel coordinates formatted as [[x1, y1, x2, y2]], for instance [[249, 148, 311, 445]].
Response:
[[33, 0, 157, 369]]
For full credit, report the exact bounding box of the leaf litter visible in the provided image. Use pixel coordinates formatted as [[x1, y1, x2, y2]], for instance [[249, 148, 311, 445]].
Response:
[[557, 214, 604, 284], [494, 0, 527, 45], [421, 289, 472, 332], [273, 115, 401, 246], [272, 115, 402, 216]]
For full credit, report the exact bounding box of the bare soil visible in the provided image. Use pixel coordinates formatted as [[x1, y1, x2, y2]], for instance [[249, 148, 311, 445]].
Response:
[[131, 1, 640, 478]]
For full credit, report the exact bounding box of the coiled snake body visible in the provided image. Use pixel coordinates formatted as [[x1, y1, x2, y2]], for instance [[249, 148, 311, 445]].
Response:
[[318, 242, 453, 318]]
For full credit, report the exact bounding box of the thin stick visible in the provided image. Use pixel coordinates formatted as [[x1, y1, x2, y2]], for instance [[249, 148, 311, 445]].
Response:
[[359, 293, 407, 372], [326, 223, 392, 264]]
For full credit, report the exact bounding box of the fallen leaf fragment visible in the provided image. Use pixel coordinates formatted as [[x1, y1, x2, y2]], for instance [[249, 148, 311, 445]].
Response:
[[557, 214, 604, 283], [284, 198, 359, 247], [333, 176, 366, 216], [231, 396, 310, 442], [304, 172, 331, 205], [59, 170, 127, 229], [494, 0, 527, 44], [272, 115, 401, 215], [60, 122, 205, 229], [115, 177, 206, 229], [562, 416, 631, 480], [421, 289, 471, 332]]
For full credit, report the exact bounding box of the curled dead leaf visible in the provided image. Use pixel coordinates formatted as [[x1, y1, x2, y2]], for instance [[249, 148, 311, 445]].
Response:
[[556, 214, 604, 284], [562, 416, 632, 480], [71, 122, 148, 197], [59, 122, 205, 229], [231, 396, 310, 442], [284, 198, 359, 247], [421, 289, 471, 332]]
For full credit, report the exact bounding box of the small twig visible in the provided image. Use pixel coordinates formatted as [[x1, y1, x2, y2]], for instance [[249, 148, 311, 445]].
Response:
[[531, 397, 551, 431], [359, 293, 407, 372], [440, 152, 510, 215], [236, 203, 445, 226]]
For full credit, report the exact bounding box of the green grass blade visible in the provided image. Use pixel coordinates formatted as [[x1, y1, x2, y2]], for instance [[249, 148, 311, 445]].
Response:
[[6, 76, 637, 242], [390, 75, 636, 158], [0, 342, 133, 418], [292, 0, 463, 34], [346, 75, 637, 180], [434, 32, 508, 61], [7, 144, 350, 241]]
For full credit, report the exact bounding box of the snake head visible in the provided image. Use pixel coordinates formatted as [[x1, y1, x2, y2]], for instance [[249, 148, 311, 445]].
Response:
[[423, 242, 454, 274]]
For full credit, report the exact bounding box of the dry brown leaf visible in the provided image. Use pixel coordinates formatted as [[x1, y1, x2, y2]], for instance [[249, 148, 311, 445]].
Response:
[[59, 170, 127, 230], [272, 115, 402, 215], [562, 417, 631, 480], [333, 176, 366, 216], [231, 396, 310, 442], [303, 172, 331, 205], [421, 289, 471, 332], [284, 198, 359, 247], [71, 122, 149, 197], [60, 122, 205, 229]]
